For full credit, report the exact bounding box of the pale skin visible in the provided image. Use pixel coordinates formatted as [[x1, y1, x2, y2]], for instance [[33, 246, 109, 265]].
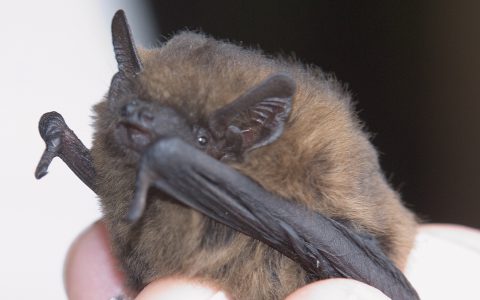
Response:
[[64, 221, 480, 300]]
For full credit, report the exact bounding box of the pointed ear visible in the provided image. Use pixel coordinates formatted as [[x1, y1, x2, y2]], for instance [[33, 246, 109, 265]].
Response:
[[209, 73, 296, 157], [111, 10, 143, 75]]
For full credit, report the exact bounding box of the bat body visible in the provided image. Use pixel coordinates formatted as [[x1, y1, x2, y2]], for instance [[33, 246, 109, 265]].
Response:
[[36, 11, 418, 299]]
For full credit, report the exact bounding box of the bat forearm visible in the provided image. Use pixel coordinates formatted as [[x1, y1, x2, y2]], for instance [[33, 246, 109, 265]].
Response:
[[35, 111, 96, 193], [128, 138, 419, 300]]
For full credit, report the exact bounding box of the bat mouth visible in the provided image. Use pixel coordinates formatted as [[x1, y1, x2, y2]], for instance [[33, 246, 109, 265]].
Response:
[[115, 121, 154, 153]]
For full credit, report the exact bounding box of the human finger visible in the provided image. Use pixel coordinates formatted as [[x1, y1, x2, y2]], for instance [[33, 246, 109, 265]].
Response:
[[404, 224, 480, 299], [135, 278, 229, 300], [64, 220, 132, 300], [286, 278, 390, 300]]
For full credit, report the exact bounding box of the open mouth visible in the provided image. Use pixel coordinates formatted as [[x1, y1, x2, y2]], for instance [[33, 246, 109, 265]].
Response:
[[115, 121, 154, 153]]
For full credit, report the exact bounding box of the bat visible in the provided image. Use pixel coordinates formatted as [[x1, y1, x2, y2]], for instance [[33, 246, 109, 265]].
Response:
[[35, 10, 419, 300]]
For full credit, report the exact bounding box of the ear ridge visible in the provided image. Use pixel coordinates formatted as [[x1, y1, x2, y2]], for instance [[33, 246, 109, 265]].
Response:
[[209, 73, 296, 158], [248, 97, 291, 148], [111, 10, 143, 75], [209, 73, 296, 136]]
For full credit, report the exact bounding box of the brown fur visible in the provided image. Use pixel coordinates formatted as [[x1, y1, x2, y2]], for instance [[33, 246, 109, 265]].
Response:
[[91, 32, 417, 299]]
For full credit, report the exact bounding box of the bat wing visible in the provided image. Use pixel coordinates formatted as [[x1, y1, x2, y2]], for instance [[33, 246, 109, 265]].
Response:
[[128, 137, 419, 300], [35, 112, 96, 192], [34, 113, 418, 299]]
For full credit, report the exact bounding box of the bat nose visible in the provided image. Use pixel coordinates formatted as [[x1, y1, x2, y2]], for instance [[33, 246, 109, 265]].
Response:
[[121, 101, 138, 117], [121, 101, 154, 124]]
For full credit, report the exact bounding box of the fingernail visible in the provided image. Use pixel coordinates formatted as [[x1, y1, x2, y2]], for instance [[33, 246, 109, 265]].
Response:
[[134, 278, 230, 300], [286, 279, 390, 300], [209, 291, 229, 300]]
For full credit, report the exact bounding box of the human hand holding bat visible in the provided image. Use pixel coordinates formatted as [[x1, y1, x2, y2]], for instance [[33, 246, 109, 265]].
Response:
[[63, 221, 480, 299], [62, 221, 388, 300]]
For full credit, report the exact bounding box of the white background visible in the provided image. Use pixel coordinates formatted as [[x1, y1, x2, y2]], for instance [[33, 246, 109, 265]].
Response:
[[0, 1, 154, 299]]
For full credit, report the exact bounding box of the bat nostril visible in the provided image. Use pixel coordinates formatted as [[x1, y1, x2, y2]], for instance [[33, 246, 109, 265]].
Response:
[[120, 101, 154, 125], [121, 101, 138, 117]]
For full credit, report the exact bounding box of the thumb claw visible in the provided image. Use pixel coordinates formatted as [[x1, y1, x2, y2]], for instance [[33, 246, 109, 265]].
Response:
[[35, 166, 48, 179], [34, 148, 57, 179], [125, 170, 151, 223]]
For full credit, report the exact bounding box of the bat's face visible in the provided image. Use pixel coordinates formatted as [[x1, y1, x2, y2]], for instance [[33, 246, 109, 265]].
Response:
[[92, 11, 296, 169], [97, 70, 295, 170], [103, 73, 212, 159], [94, 26, 296, 169]]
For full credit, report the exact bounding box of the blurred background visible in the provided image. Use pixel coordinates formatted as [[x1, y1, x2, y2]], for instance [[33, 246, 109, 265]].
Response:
[[147, 1, 480, 228], [1, 0, 479, 299]]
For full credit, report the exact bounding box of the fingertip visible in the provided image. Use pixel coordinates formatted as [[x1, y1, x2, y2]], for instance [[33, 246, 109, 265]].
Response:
[[286, 279, 390, 300], [404, 223, 480, 299], [64, 220, 132, 300], [135, 278, 230, 300], [418, 223, 480, 245]]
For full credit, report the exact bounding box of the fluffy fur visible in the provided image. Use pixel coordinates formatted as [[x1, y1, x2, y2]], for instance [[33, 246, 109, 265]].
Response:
[[91, 32, 417, 299]]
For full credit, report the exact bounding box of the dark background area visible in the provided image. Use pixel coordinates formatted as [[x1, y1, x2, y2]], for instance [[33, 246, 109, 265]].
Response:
[[146, 1, 480, 228]]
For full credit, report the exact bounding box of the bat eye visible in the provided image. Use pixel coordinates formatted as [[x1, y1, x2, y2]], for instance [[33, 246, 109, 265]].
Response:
[[197, 135, 208, 146], [195, 127, 210, 147]]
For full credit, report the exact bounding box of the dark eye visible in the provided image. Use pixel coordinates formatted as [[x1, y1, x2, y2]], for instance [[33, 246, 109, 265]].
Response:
[[196, 128, 210, 147], [197, 135, 208, 146]]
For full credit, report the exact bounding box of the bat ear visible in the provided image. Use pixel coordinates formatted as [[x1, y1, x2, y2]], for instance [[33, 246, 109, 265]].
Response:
[[111, 10, 143, 75], [209, 73, 295, 157]]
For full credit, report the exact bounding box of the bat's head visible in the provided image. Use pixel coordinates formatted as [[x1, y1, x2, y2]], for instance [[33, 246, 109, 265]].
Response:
[[94, 10, 295, 166]]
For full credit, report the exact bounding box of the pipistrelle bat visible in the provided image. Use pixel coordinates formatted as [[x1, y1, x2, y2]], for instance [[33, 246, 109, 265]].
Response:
[[35, 10, 419, 300]]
